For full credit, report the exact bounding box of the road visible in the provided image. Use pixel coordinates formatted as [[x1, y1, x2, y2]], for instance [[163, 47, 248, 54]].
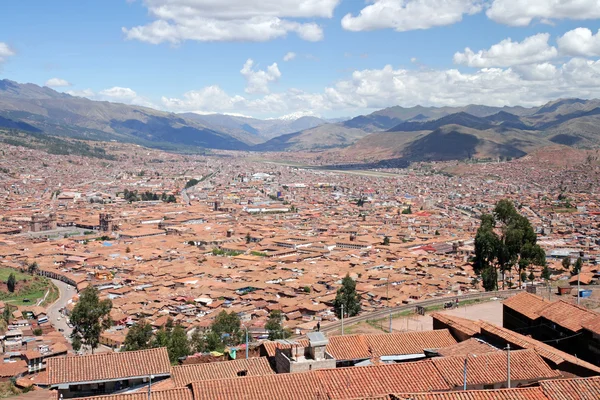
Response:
[[46, 278, 74, 339], [314, 289, 524, 336]]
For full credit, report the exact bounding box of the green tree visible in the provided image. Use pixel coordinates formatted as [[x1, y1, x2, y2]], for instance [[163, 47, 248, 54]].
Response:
[[481, 266, 498, 292], [2, 306, 12, 324], [210, 311, 243, 347], [265, 310, 290, 340], [473, 200, 545, 291], [573, 257, 584, 275], [205, 331, 222, 352], [27, 262, 39, 275], [562, 257, 571, 270], [6, 273, 16, 293], [167, 324, 191, 363], [382, 236, 390, 246], [70, 286, 112, 353], [190, 328, 205, 353], [333, 273, 361, 318], [152, 327, 170, 348], [541, 265, 551, 281], [185, 179, 200, 189], [122, 320, 153, 351]]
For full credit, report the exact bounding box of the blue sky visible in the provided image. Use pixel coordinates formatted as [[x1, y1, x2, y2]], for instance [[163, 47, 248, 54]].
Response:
[[2, 1, 600, 118]]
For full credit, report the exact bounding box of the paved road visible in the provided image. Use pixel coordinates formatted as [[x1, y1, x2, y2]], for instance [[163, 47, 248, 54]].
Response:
[[46, 278, 74, 339]]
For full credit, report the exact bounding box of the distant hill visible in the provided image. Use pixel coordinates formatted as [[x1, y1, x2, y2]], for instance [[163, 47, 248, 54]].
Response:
[[181, 113, 327, 144], [339, 98, 600, 163], [0, 79, 250, 151]]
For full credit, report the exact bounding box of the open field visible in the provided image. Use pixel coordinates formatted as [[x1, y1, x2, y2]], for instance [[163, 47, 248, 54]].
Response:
[[0, 268, 55, 306]]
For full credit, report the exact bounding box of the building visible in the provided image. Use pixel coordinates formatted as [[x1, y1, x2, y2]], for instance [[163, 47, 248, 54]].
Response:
[[47, 348, 171, 398]]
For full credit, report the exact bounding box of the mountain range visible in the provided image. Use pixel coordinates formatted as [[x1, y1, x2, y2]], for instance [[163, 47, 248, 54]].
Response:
[[1, 79, 600, 162]]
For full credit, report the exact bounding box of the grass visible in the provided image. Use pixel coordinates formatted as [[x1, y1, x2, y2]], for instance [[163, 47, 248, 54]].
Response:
[[0, 268, 53, 306], [40, 282, 60, 307]]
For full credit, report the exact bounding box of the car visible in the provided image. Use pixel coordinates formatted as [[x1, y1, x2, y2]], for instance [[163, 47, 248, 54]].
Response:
[[57, 317, 61, 321], [22, 299, 30, 303], [58, 328, 64, 332]]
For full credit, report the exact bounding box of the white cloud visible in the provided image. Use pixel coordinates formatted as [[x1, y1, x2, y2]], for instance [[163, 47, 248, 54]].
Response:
[[0, 42, 15, 63], [283, 52, 297, 62], [122, 0, 339, 43], [45, 78, 72, 87], [487, 0, 600, 26], [66, 88, 95, 98], [162, 57, 600, 117], [99, 87, 138, 100], [240, 59, 281, 94], [341, 0, 483, 32], [558, 27, 600, 57], [453, 33, 558, 68]]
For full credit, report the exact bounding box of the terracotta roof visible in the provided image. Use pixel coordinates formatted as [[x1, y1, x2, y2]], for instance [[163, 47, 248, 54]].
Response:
[[392, 387, 549, 400], [76, 387, 193, 400], [265, 330, 457, 361], [365, 330, 457, 359], [539, 376, 600, 400], [478, 321, 600, 374], [537, 301, 598, 333], [581, 316, 600, 335], [190, 361, 451, 400], [503, 292, 550, 320], [431, 349, 561, 388], [47, 348, 171, 385], [431, 313, 482, 336], [171, 357, 274, 387], [436, 338, 498, 358]]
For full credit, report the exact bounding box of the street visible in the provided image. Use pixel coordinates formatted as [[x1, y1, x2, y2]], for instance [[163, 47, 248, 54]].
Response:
[[46, 278, 74, 339]]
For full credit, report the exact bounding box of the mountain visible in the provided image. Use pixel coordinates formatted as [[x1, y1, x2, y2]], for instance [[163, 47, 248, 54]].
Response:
[[266, 103, 538, 152], [255, 124, 369, 151], [180, 112, 327, 144], [0, 79, 250, 151], [339, 98, 600, 163], [387, 112, 495, 132]]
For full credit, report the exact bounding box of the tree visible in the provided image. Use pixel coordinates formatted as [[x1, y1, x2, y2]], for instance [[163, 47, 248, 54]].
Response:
[[245, 233, 251, 244], [265, 310, 290, 340], [2, 306, 12, 324], [333, 274, 361, 318], [152, 327, 170, 348], [382, 236, 390, 246], [541, 265, 551, 281], [435, 230, 440, 236], [27, 262, 39, 275], [402, 206, 412, 214], [190, 328, 205, 353], [573, 257, 584, 275], [6, 273, 16, 293], [562, 257, 571, 270], [123, 320, 153, 351], [473, 200, 545, 291], [481, 266, 498, 292], [167, 324, 191, 363], [70, 286, 112, 353], [356, 198, 364, 207], [210, 311, 243, 347]]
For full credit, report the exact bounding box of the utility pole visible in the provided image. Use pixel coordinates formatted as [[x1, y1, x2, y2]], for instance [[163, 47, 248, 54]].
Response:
[[387, 273, 392, 333], [245, 326, 249, 359], [506, 344, 511, 389], [577, 270, 581, 305], [463, 357, 468, 391], [147, 374, 153, 400], [341, 304, 344, 335]]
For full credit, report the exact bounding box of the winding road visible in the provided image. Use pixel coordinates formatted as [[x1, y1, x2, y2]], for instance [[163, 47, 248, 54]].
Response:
[[46, 278, 74, 339]]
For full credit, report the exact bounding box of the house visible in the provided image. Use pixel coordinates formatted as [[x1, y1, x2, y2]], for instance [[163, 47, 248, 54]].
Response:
[[47, 347, 171, 398]]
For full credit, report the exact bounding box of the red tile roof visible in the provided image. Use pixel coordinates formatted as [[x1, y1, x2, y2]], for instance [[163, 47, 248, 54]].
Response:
[[479, 322, 600, 374], [436, 338, 497, 358], [539, 376, 600, 400], [392, 387, 549, 400], [537, 301, 598, 333], [503, 292, 550, 320], [171, 357, 274, 387], [190, 361, 451, 400], [431, 349, 561, 388], [47, 348, 171, 385], [76, 387, 193, 400]]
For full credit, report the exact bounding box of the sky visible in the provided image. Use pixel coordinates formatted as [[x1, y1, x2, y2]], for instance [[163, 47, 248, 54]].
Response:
[[2, 0, 600, 119]]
